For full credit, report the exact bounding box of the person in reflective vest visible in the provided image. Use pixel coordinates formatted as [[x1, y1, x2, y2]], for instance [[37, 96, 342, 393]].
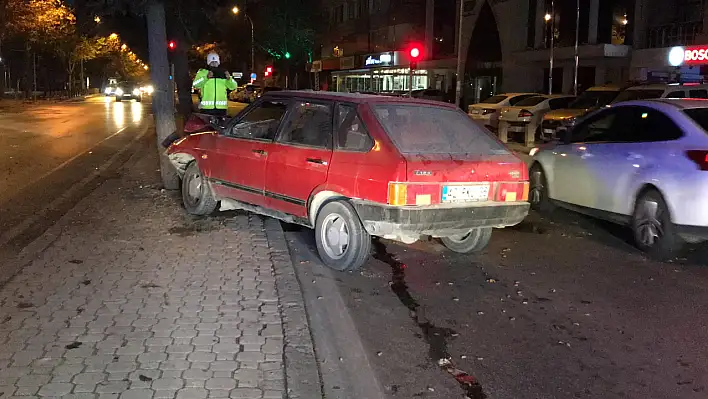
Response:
[[192, 53, 237, 116]]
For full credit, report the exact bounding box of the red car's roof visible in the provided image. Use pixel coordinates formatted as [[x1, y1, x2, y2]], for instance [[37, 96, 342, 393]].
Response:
[[261, 90, 458, 109]]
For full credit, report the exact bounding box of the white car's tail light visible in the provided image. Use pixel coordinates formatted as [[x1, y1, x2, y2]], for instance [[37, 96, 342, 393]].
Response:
[[686, 150, 708, 170]]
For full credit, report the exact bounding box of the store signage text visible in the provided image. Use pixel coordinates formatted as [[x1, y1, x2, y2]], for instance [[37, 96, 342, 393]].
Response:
[[365, 52, 393, 67], [669, 45, 708, 66]]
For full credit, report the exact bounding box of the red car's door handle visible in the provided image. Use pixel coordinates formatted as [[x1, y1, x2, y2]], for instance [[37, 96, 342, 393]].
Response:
[[307, 158, 327, 165], [252, 149, 267, 155]]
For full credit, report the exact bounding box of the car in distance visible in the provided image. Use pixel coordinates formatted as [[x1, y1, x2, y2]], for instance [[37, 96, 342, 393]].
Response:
[[168, 91, 530, 271], [468, 93, 538, 130], [498, 94, 575, 139], [541, 85, 622, 139], [114, 81, 143, 102], [529, 99, 708, 259]]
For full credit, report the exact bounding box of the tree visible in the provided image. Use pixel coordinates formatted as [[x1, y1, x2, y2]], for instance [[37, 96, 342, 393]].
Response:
[[5, 0, 75, 96]]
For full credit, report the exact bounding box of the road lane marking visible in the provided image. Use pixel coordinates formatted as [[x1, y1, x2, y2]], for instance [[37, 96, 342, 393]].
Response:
[[0, 124, 149, 250], [0, 126, 131, 207]]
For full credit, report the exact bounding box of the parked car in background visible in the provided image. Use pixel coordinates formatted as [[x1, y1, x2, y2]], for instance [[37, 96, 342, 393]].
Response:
[[498, 94, 575, 139], [230, 84, 260, 103], [530, 99, 708, 259], [612, 83, 708, 103], [168, 91, 530, 272], [252, 87, 283, 102], [541, 85, 622, 139], [411, 88, 446, 102], [468, 93, 538, 130]]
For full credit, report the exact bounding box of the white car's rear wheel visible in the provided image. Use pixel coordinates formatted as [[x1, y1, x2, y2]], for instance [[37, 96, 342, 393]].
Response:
[[631, 189, 682, 260]]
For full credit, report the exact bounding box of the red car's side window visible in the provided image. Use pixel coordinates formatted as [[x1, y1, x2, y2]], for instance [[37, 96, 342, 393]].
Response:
[[335, 104, 374, 152]]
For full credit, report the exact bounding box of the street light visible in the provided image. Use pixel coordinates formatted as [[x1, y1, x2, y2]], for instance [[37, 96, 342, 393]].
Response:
[[233, 6, 255, 80], [544, 13, 551, 22], [94, 16, 101, 24], [109, 33, 118, 39], [121, 44, 127, 51]]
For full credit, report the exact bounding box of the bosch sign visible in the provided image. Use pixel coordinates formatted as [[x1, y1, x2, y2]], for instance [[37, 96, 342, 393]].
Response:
[[669, 45, 708, 66]]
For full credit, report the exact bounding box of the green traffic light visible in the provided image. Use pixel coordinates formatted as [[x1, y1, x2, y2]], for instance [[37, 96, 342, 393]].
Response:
[[284, 52, 291, 59]]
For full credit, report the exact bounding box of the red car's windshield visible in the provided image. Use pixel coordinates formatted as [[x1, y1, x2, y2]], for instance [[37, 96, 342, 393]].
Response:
[[372, 104, 511, 156]]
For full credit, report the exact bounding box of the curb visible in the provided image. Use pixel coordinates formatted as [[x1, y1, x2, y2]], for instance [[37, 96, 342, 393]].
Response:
[[263, 218, 322, 399]]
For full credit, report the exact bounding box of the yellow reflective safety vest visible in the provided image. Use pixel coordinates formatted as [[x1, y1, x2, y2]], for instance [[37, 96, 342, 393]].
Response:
[[192, 68, 237, 110]]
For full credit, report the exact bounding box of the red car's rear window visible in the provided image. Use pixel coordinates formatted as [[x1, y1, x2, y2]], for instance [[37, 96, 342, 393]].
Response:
[[371, 104, 511, 156]]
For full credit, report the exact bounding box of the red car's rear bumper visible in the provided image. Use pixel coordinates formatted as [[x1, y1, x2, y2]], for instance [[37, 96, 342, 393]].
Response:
[[351, 200, 529, 237]]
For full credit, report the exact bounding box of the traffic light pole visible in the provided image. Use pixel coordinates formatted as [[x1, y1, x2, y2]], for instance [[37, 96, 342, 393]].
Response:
[[408, 63, 413, 97]]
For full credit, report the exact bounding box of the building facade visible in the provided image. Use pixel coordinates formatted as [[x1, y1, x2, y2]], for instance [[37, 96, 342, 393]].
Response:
[[312, 0, 704, 107], [312, 0, 458, 97]]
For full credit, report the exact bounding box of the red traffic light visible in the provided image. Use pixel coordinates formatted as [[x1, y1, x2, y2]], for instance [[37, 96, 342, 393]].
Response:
[[168, 41, 176, 50], [264, 71, 270, 77], [409, 47, 421, 59], [266, 66, 273, 73]]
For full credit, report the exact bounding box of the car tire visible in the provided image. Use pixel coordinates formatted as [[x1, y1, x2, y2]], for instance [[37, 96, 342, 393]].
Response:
[[315, 201, 371, 272], [529, 163, 555, 212], [631, 188, 682, 260], [440, 227, 493, 254], [115, 97, 122, 102], [181, 162, 218, 216], [135, 96, 142, 102]]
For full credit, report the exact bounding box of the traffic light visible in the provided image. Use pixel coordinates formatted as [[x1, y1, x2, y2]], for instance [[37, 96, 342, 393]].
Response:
[[284, 52, 291, 59], [168, 40, 176, 51], [265, 66, 273, 77], [409, 46, 421, 70]]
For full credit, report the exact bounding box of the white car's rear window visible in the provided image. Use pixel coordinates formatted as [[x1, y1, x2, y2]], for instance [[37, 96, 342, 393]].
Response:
[[372, 104, 511, 156], [684, 108, 708, 132]]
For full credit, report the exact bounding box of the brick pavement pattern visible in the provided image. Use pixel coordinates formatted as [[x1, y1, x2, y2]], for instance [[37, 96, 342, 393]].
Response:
[[0, 151, 286, 398]]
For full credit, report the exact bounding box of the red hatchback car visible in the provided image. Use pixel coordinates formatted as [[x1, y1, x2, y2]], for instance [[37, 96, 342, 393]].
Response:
[[168, 91, 530, 271]]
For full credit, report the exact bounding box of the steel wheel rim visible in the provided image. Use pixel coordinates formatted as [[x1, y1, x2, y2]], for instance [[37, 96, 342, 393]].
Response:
[[320, 213, 350, 260], [636, 199, 664, 247], [186, 171, 203, 207], [530, 170, 544, 205]]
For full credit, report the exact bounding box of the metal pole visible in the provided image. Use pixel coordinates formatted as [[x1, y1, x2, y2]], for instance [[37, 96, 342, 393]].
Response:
[[549, 0, 554, 95], [454, 0, 465, 108], [573, 0, 580, 95], [408, 64, 413, 97], [247, 15, 255, 75], [33, 52, 37, 100]]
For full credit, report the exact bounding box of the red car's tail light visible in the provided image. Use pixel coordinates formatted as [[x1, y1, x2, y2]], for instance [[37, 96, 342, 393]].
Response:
[[518, 109, 533, 118], [686, 150, 708, 171], [388, 183, 440, 206]]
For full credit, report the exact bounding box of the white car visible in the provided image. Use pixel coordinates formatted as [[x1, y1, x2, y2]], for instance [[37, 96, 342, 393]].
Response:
[[468, 93, 537, 130], [498, 94, 575, 135], [529, 99, 708, 259]]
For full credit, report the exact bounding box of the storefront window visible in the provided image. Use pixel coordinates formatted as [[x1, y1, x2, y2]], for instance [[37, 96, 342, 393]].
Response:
[[332, 68, 431, 93]]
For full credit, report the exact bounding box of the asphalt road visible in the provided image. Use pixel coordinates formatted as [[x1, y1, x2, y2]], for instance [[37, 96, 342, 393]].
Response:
[[0, 96, 152, 280], [285, 207, 708, 399]]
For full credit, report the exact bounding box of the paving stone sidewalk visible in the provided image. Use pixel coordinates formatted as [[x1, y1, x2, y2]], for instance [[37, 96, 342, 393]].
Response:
[[0, 143, 316, 398]]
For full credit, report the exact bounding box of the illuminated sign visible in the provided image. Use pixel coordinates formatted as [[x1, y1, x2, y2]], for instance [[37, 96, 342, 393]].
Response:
[[364, 52, 394, 67], [669, 45, 708, 66]]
